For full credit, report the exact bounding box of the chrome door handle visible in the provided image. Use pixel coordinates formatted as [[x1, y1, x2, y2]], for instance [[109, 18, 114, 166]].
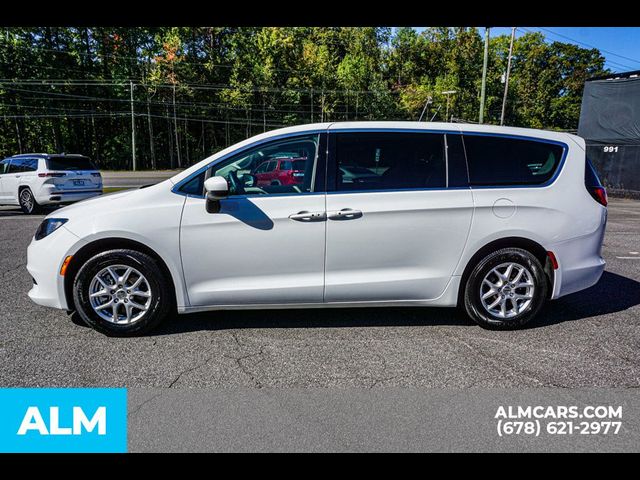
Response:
[[327, 208, 363, 220], [289, 210, 326, 222]]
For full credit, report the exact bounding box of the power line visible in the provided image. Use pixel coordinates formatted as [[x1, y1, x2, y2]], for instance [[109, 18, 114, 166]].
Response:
[[0, 111, 287, 127], [537, 27, 640, 67], [518, 27, 637, 72], [0, 79, 402, 96]]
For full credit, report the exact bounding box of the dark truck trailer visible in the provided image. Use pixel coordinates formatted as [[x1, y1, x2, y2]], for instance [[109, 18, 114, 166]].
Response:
[[578, 71, 640, 194]]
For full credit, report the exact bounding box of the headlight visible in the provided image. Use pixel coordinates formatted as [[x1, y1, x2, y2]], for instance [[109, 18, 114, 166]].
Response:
[[34, 218, 68, 241]]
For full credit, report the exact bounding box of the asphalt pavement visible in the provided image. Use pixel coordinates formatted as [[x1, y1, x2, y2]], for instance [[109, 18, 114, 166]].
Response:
[[1, 199, 639, 388]]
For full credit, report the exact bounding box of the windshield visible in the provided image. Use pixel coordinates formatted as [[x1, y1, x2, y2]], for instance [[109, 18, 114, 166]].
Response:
[[46, 156, 97, 171]]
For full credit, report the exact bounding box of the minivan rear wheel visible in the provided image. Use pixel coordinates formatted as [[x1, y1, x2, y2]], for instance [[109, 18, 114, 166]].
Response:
[[72, 249, 173, 336], [463, 248, 548, 329]]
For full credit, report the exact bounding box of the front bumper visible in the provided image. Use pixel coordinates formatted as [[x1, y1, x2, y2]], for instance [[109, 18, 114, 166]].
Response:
[[27, 225, 85, 310]]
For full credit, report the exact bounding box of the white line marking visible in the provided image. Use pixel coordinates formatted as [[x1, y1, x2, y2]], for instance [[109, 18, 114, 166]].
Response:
[[616, 256, 640, 260]]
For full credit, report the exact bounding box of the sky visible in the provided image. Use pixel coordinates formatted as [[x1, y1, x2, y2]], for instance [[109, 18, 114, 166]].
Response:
[[413, 27, 640, 74], [487, 27, 640, 73]]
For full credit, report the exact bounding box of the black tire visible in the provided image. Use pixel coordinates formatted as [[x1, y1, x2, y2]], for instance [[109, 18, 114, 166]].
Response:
[[19, 188, 41, 214], [463, 247, 548, 329], [72, 249, 173, 336]]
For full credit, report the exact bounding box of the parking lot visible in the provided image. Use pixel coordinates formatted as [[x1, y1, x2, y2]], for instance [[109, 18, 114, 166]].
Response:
[[1, 198, 639, 389]]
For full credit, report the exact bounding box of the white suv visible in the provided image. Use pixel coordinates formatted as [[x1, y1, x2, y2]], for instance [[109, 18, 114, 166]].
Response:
[[0, 154, 103, 214], [25, 122, 607, 335]]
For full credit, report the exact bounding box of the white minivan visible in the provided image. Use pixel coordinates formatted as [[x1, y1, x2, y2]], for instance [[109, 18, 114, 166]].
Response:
[[0, 154, 103, 214], [26, 122, 607, 335]]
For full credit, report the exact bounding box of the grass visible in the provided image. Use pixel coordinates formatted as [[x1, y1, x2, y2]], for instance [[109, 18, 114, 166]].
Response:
[[103, 187, 132, 194]]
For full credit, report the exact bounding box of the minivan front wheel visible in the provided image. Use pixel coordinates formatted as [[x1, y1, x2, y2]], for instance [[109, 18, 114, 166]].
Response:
[[464, 248, 548, 329], [73, 249, 172, 336]]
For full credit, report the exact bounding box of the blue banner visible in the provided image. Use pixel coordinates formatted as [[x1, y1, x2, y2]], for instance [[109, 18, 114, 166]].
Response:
[[0, 388, 127, 453]]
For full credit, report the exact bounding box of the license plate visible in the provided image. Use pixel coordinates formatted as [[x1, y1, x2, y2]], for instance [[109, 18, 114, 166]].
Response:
[[73, 180, 85, 186]]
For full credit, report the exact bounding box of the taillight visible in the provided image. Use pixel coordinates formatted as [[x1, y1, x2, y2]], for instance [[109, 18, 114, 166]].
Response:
[[588, 186, 608, 207], [38, 172, 66, 178]]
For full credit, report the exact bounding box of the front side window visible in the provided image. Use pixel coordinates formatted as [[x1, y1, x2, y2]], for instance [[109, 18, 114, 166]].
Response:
[[211, 134, 319, 196], [7, 159, 22, 174], [463, 135, 565, 186], [334, 132, 446, 191], [0, 159, 11, 174]]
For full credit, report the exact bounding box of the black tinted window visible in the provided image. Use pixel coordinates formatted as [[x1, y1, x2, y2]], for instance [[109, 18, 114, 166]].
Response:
[[46, 156, 96, 171], [179, 171, 205, 196], [0, 159, 8, 174], [446, 134, 469, 187], [463, 135, 564, 186], [335, 132, 446, 191]]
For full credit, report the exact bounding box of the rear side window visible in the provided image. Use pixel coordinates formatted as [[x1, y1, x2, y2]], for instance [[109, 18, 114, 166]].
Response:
[[23, 158, 38, 172], [463, 135, 564, 186], [280, 160, 292, 170], [334, 132, 446, 191], [46, 156, 97, 171]]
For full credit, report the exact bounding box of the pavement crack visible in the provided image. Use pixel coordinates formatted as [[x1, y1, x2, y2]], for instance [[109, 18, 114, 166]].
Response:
[[225, 332, 267, 388], [2, 262, 26, 279], [128, 391, 163, 418], [442, 330, 557, 387], [166, 340, 217, 388]]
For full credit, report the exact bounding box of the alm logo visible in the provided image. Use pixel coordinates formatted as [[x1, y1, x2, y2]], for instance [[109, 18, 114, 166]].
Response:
[[17, 406, 107, 436], [0, 388, 127, 453]]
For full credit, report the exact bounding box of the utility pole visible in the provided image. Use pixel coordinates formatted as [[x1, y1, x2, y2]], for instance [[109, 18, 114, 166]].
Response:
[[172, 84, 181, 168], [146, 89, 156, 170], [500, 27, 516, 126], [129, 80, 136, 171], [479, 27, 490, 124]]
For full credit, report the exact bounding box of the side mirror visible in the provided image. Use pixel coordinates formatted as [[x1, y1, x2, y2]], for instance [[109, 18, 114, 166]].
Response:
[[204, 176, 229, 214]]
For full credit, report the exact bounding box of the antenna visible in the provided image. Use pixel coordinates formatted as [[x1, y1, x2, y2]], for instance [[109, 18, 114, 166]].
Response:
[[418, 96, 433, 122]]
